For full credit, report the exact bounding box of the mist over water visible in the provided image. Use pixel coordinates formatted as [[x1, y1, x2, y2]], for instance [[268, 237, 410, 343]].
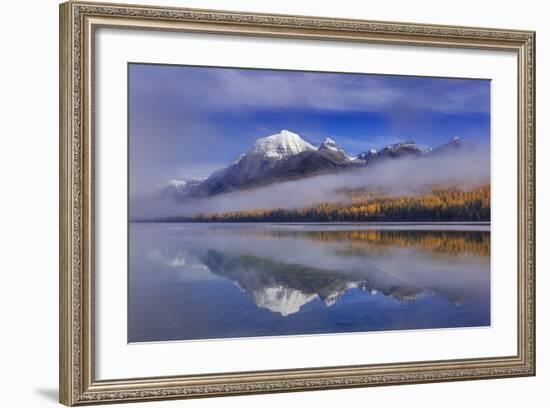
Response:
[[130, 149, 490, 220], [128, 223, 491, 342]]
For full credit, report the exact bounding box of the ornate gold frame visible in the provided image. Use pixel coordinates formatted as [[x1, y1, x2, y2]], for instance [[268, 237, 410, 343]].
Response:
[[59, 1, 536, 405]]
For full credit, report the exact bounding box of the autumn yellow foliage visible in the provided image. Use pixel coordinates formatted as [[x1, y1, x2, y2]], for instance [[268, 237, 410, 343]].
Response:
[[185, 184, 490, 223]]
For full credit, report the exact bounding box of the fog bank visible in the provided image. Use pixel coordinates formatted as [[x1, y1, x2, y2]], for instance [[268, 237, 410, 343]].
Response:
[[130, 149, 490, 220]]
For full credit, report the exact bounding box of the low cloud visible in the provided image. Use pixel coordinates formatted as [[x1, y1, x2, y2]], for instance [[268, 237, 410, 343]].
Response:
[[130, 148, 489, 219]]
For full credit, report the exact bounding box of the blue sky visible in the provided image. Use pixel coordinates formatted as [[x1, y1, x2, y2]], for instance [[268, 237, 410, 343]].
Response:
[[129, 63, 490, 193]]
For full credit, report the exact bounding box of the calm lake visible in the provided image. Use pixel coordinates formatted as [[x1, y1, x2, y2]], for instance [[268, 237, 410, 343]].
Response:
[[128, 223, 490, 342]]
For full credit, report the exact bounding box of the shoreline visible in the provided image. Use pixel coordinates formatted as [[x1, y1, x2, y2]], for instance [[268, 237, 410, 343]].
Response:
[[130, 220, 490, 226]]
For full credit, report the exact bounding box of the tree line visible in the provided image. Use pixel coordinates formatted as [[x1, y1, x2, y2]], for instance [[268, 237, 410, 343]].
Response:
[[178, 184, 490, 223]]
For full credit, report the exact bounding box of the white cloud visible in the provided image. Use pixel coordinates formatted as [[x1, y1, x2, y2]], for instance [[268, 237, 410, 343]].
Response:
[[190, 69, 489, 115]]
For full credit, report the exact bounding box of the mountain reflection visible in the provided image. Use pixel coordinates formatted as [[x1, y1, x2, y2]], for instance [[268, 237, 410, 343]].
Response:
[[129, 223, 490, 341], [145, 227, 489, 317], [197, 249, 434, 316]]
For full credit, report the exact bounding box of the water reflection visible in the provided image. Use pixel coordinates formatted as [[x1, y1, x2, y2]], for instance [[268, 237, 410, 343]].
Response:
[[129, 223, 490, 342]]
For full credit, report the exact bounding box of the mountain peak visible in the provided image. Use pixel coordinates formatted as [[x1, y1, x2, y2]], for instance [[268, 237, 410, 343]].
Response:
[[158, 130, 480, 201], [319, 137, 338, 150], [280, 129, 296, 136], [165, 179, 187, 188], [373, 140, 426, 160], [154, 178, 205, 200], [354, 148, 377, 162], [391, 140, 417, 148], [319, 137, 350, 158], [431, 136, 473, 155], [250, 130, 316, 160]]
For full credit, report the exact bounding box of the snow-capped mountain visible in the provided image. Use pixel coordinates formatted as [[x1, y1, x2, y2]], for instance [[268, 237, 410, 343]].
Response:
[[431, 136, 474, 155], [156, 131, 476, 199], [318, 137, 344, 154], [318, 137, 338, 151], [318, 137, 355, 160], [159, 179, 188, 194], [371, 140, 426, 160], [154, 177, 206, 201], [354, 148, 377, 163], [249, 129, 316, 160], [188, 130, 354, 197]]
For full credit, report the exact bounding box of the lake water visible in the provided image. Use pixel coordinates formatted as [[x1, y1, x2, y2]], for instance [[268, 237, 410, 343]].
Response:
[[128, 223, 490, 342]]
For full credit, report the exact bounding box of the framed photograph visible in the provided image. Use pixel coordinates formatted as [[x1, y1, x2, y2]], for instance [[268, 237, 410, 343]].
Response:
[[59, 1, 536, 405]]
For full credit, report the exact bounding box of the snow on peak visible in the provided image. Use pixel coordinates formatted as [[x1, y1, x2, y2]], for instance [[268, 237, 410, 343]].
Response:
[[354, 148, 377, 161], [250, 130, 316, 160], [319, 137, 353, 159], [392, 140, 417, 148], [319, 137, 340, 151], [153, 177, 207, 197], [164, 177, 206, 186], [448, 136, 464, 146], [166, 179, 187, 188], [232, 153, 246, 165], [152, 179, 187, 195]]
